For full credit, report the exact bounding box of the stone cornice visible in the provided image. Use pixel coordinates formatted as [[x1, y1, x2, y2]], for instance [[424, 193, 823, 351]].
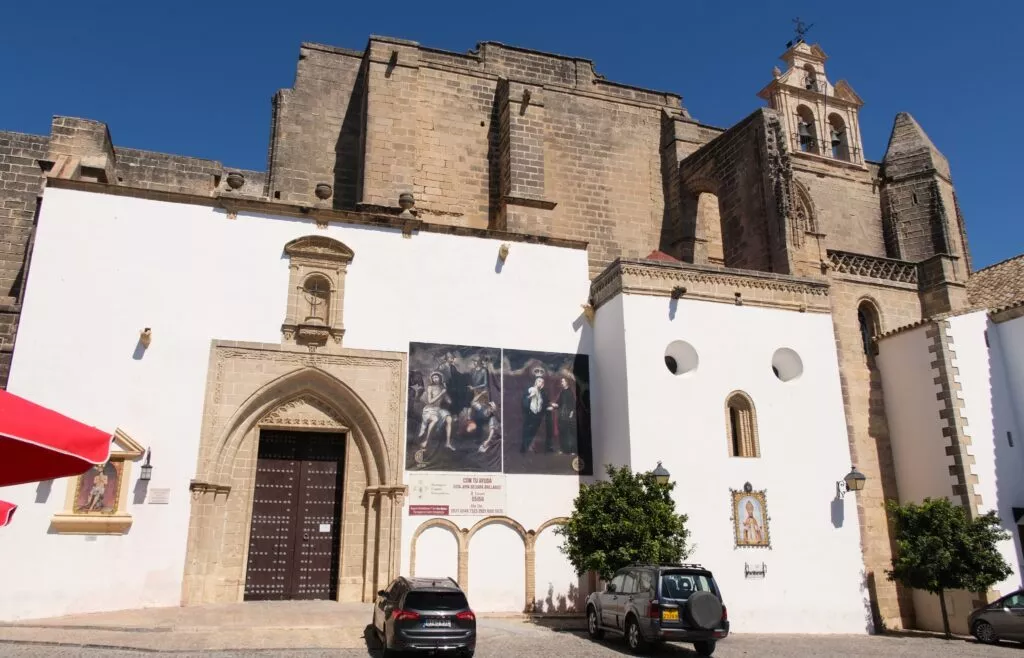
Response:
[[590, 259, 832, 314], [43, 178, 589, 252]]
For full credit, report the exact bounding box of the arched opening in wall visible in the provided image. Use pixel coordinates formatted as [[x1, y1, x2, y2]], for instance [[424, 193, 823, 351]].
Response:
[[467, 521, 526, 612], [412, 524, 459, 584], [796, 105, 819, 154], [532, 523, 581, 614], [803, 64, 819, 91], [726, 392, 760, 458], [696, 191, 725, 265], [828, 113, 850, 162], [857, 300, 882, 359], [302, 274, 331, 325]]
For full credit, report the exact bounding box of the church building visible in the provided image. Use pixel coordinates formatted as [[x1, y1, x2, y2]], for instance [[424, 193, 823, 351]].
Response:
[[1, 34, 1023, 637]]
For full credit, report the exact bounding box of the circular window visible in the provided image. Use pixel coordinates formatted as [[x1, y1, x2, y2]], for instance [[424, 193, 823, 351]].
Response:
[[665, 341, 699, 376], [772, 347, 803, 382]]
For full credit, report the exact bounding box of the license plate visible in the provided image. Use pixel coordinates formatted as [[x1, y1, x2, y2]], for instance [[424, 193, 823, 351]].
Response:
[[662, 609, 680, 622], [423, 619, 452, 628]]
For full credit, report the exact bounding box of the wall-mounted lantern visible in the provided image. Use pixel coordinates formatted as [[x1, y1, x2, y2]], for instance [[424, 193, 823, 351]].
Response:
[[652, 461, 671, 486], [139, 328, 152, 349], [139, 449, 153, 482], [498, 243, 510, 262], [837, 465, 866, 498]]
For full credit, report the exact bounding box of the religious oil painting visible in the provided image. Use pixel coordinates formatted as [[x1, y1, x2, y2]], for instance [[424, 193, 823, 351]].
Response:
[[730, 485, 770, 549], [406, 342, 503, 472], [73, 461, 123, 515], [501, 349, 593, 476]]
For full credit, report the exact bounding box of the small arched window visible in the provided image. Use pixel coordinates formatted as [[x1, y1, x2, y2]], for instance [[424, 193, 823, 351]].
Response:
[[726, 392, 760, 458], [796, 105, 818, 154], [828, 113, 850, 161], [302, 274, 331, 325], [857, 301, 881, 358]]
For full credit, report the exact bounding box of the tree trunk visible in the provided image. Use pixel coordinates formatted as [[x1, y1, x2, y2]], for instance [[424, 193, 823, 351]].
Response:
[[938, 588, 951, 640]]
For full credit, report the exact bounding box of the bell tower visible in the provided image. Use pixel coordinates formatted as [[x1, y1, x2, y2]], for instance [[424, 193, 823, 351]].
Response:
[[757, 38, 866, 167]]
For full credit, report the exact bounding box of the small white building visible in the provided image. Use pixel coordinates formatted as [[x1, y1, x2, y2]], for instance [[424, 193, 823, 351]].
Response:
[[876, 305, 1024, 635]]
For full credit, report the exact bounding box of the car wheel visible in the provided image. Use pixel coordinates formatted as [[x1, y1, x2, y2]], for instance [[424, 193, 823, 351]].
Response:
[[973, 620, 998, 644], [587, 605, 605, 639], [625, 616, 648, 654], [694, 639, 716, 656]]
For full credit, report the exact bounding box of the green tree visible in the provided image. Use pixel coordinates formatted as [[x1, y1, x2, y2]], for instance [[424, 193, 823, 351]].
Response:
[[885, 497, 1012, 639], [555, 464, 691, 581]]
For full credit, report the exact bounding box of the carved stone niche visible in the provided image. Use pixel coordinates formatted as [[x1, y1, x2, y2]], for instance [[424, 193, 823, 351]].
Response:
[[280, 235, 354, 350]]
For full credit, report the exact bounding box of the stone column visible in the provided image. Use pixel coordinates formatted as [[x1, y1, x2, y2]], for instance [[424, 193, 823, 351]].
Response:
[[524, 535, 537, 613], [362, 490, 380, 601]]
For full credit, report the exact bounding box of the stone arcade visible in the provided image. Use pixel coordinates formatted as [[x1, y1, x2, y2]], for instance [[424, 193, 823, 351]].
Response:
[[2, 35, 1024, 636]]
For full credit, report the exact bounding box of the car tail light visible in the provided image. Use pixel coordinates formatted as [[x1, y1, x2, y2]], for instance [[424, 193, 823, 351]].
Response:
[[648, 601, 660, 618], [456, 610, 476, 621], [392, 609, 420, 621], [721, 605, 728, 622]]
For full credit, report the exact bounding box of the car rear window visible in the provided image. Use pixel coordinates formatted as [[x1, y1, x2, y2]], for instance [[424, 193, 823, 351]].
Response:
[[404, 590, 469, 610], [660, 572, 716, 600]]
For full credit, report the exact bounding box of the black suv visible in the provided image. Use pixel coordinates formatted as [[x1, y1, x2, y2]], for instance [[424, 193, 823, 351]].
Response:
[[584, 563, 729, 656], [371, 576, 476, 657]]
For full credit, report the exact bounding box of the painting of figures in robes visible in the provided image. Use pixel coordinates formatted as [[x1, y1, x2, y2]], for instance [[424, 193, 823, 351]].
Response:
[[501, 349, 593, 475], [406, 342, 503, 472]]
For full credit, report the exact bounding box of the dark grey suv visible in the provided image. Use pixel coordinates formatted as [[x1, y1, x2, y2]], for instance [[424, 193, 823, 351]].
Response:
[[371, 576, 476, 657], [585, 563, 729, 656]]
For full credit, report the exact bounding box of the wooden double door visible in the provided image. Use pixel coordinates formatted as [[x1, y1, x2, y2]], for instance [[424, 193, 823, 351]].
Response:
[[243, 430, 345, 601]]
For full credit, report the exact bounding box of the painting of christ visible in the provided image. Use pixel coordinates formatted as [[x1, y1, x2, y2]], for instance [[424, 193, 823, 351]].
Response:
[[74, 461, 122, 515], [501, 349, 593, 475], [406, 342, 503, 472]]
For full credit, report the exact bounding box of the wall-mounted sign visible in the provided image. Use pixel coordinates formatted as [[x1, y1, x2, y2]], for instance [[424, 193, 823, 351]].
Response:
[[407, 472, 506, 516], [148, 488, 171, 505]]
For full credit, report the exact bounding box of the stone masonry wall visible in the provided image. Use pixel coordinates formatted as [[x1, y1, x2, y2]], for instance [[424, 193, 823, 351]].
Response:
[[265, 43, 365, 208], [0, 132, 47, 388], [673, 109, 790, 274], [794, 160, 885, 257], [829, 277, 922, 629], [267, 37, 688, 274]]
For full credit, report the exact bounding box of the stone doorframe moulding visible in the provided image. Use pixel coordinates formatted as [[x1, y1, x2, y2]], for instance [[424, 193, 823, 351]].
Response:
[[181, 341, 407, 606], [408, 515, 570, 613]]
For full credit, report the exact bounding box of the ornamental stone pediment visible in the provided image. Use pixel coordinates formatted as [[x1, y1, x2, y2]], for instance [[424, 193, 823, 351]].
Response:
[[259, 394, 349, 430]]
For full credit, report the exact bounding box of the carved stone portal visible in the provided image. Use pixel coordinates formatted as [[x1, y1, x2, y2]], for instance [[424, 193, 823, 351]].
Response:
[[181, 340, 407, 606]]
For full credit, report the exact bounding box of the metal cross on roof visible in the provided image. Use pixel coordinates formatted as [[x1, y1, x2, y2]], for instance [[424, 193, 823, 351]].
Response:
[[792, 17, 814, 43]]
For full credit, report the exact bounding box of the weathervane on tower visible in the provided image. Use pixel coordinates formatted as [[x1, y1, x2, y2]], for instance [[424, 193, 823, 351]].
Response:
[[787, 17, 814, 48]]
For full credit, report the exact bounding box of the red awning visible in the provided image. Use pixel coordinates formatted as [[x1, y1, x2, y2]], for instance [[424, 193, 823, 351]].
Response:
[[0, 390, 113, 488], [0, 500, 15, 527]]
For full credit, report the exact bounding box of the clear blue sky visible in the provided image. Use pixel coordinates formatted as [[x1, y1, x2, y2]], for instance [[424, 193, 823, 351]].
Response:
[[4, 0, 1020, 269]]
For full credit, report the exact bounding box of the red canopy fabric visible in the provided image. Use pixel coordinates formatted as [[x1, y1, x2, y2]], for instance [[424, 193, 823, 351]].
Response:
[[0, 390, 113, 488], [0, 500, 15, 527]]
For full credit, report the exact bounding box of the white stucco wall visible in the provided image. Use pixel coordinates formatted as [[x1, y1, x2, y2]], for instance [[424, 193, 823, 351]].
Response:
[[876, 326, 953, 504], [1, 187, 591, 621], [612, 294, 869, 634], [876, 313, 1024, 634], [949, 313, 1024, 595]]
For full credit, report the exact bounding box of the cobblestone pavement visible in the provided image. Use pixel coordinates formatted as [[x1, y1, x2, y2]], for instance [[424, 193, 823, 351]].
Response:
[[2, 622, 1022, 657]]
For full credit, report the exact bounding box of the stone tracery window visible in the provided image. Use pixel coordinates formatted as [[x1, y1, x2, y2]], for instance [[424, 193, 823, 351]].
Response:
[[726, 391, 760, 458]]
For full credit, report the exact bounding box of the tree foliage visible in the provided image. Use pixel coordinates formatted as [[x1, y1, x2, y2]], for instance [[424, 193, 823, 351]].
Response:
[[886, 497, 1012, 638], [555, 464, 691, 581]]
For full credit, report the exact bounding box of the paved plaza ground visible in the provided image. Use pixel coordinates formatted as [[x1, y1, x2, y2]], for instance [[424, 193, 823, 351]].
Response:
[[0, 602, 1018, 656]]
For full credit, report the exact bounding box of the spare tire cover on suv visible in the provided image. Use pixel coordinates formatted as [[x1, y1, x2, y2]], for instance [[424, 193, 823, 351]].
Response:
[[685, 591, 723, 630]]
